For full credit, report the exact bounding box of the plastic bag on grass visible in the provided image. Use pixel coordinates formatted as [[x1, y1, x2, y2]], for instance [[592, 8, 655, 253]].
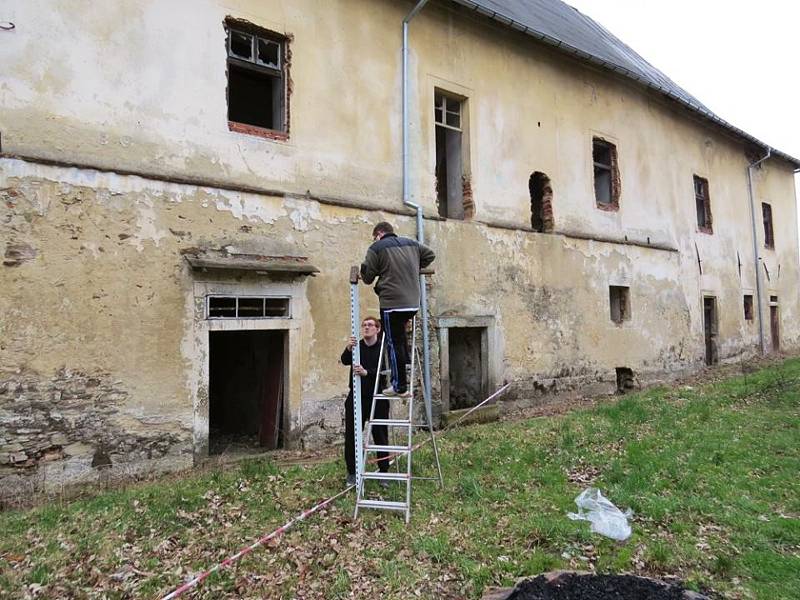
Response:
[[567, 487, 633, 541]]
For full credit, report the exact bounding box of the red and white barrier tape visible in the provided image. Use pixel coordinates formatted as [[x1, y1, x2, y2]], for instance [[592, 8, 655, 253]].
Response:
[[159, 485, 353, 599], [159, 382, 511, 599]]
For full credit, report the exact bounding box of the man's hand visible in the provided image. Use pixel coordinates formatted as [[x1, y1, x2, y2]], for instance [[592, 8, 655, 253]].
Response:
[[353, 364, 367, 377], [346, 336, 357, 351]]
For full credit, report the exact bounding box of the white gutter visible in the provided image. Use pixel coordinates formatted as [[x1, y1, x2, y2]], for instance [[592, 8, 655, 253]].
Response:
[[402, 0, 434, 418], [747, 147, 771, 354]]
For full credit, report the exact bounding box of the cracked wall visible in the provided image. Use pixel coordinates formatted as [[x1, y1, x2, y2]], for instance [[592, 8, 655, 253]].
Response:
[[1, 0, 799, 495]]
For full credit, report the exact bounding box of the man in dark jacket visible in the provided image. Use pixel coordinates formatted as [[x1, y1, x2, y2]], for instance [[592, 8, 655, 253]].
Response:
[[360, 221, 435, 397], [341, 315, 389, 485]]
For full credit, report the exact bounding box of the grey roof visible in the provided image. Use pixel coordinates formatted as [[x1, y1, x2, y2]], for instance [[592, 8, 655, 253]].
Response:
[[448, 0, 800, 167]]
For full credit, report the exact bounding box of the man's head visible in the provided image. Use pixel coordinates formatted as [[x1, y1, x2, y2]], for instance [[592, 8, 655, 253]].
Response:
[[372, 221, 394, 241], [361, 316, 381, 342]]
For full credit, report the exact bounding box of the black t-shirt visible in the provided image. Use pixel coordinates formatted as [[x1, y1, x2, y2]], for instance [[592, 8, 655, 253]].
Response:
[[341, 339, 383, 399]]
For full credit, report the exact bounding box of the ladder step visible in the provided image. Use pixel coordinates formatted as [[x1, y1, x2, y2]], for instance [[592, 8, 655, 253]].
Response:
[[364, 444, 409, 453], [361, 471, 409, 481], [368, 419, 412, 427], [357, 499, 408, 511]]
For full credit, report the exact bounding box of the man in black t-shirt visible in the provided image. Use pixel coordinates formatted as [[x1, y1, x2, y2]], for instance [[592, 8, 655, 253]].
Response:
[[341, 315, 389, 485]]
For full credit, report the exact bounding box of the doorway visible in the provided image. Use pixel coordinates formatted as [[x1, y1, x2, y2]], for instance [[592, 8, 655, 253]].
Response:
[[209, 330, 285, 454], [703, 296, 718, 365], [770, 297, 780, 352]]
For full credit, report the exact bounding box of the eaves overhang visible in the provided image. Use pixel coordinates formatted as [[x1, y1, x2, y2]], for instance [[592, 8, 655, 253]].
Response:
[[447, 0, 800, 169]]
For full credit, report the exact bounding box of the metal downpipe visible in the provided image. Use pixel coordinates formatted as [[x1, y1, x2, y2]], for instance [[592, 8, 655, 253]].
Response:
[[747, 147, 771, 354], [402, 0, 433, 412]]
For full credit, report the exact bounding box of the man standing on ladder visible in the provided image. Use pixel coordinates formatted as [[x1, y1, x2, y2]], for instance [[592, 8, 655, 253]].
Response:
[[361, 221, 435, 397], [341, 316, 390, 486]]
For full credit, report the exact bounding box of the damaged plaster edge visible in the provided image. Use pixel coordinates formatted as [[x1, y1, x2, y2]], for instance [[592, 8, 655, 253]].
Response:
[[0, 153, 417, 219]]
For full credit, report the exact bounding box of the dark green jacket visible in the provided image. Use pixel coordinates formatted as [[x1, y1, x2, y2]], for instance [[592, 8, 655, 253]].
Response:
[[360, 233, 435, 309]]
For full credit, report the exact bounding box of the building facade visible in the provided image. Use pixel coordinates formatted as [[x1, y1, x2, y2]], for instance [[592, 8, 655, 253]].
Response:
[[1, 0, 798, 497]]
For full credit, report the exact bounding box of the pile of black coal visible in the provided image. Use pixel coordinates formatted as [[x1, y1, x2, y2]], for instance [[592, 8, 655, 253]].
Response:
[[507, 573, 708, 600]]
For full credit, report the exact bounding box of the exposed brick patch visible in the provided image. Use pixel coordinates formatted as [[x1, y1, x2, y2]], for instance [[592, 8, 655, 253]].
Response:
[[530, 172, 554, 232], [462, 174, 475, 220], [228, 121, 289, 141], [0, 369, 191, 501]]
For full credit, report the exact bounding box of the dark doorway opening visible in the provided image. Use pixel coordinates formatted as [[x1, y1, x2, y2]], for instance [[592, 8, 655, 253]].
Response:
[[448, 327, 484, 410], [770, 302, 780, 352], [209, 330, 285, 454], [703, 296, 718, 365]]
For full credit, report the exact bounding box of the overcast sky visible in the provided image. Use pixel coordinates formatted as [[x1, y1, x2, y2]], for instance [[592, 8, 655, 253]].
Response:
[[564, 0, 800, 205]]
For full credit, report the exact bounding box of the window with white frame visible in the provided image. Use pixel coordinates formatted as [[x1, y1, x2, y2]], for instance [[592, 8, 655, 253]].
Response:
[[434, 91, 467, 220]]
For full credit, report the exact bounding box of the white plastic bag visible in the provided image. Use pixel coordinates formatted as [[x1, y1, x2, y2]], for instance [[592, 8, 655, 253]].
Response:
[[567, 487, 633, 541]]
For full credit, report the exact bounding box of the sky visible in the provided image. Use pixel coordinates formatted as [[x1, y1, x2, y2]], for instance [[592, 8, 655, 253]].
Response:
[[564, 0, 800, 223]]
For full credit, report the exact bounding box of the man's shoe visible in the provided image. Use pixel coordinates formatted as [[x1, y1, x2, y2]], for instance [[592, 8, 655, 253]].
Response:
[[346, 474, 356, 486], [382, 386, 411, 397]]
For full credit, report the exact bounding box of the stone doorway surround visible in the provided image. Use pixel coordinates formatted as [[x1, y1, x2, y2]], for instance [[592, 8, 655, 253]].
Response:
[[183, 250, 318, 459], [435, 315, 497, 413]]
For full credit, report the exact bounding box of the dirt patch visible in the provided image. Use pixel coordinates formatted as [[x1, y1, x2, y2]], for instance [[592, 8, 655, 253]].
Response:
[[506, 572, 706, 600]]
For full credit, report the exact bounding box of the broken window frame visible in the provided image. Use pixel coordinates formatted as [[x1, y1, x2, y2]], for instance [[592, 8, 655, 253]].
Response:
[[434, 89, 471, 220], [693, 175, 713, 233], [762, 202, 775, 249], [207, 295, 291, 320], [592, 138, 620, 210], [434, 92, 462, 132], [225, 21, 288, 137], [609, 285, 630, 325]]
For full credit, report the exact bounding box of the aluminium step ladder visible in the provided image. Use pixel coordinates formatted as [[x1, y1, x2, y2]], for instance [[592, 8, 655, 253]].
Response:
[[349, 266, 443, 523]]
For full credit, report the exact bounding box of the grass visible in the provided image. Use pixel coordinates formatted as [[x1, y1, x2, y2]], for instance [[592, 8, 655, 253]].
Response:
[[1, 358, 799, 598]]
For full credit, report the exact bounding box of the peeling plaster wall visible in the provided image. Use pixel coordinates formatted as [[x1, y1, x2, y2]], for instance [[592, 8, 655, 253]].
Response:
[[1, 0, 799, 494]]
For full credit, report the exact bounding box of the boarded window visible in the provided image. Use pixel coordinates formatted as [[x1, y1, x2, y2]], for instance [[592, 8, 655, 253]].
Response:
[[743, 295, 754, 321], [226, 22, 287, 133], [609, 286, 630, 324], [694, 175, 712, 232], [208, 296, 290, 319], [529, 171, 554, 233], [762, 202, 774, 248], [593, 138, 620, 209], [435, 91, 466, 220]]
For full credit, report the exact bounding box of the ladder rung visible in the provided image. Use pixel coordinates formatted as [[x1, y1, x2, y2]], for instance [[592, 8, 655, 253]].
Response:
[[364, 444, 409, 453], [362, 472, 409, 481], [357, 499, 408, 511], [368, 419, 412, 427], [372, 393, 412, 400]]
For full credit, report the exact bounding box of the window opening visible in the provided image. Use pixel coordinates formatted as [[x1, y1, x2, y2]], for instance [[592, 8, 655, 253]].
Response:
[[593, 138, 620, 209], [226, 22, 286, 132], [435, 91, 466, 220], [743, 295, 754, 321], [615, 367, 635, 393], [762, 202, 774, 248], [208, 296, 290, 319], [529, 171, 554, 233], [609, 286, 630, 324], [694, 175, 712, 232]]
